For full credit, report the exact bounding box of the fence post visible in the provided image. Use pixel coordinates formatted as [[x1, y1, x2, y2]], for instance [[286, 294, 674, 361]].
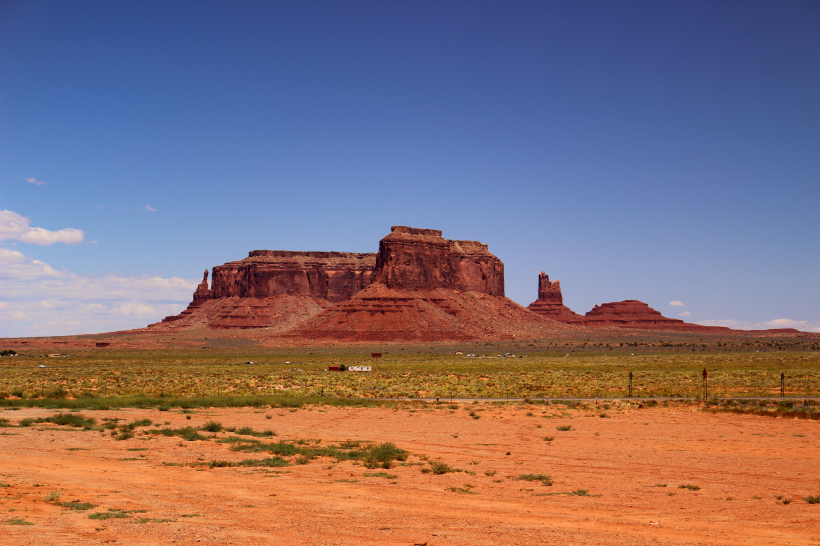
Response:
[[702, 368, 708, 400], [780, 372, 785, 397], [629, 371, 633, 398]]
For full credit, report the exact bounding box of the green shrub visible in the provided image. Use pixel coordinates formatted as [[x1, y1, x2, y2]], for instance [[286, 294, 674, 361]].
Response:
[[516, 474, 553, 486], [57, 501, 96, 511], [364, 442, 408, 469], [147, 427, 206, 441], [3, 517, 33, 525], [424, 461, 455, 475], [201, 421, 223, 432], [120, 419, 152, 432]]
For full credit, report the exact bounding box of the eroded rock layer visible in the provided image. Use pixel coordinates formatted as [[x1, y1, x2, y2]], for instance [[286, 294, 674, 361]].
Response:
[[527, 272, 585, 324], [288, 283, 573, 341], [152, 296, 333, 332]]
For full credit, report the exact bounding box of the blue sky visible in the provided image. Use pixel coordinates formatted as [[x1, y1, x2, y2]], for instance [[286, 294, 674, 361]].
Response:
[[2, 1, 819, 336]]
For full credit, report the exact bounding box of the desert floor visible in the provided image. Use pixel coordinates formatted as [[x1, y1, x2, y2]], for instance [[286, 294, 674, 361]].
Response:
[[1, 403, 818, 545]]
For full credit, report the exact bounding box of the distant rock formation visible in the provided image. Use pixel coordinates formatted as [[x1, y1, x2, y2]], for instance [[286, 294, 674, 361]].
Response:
[[583, 300, 686, 328], [160, 269, 213, 324], [287, 228, 569, 341], [152, 228, 763, 339], [526, 272, 585, 324], [152, 226, 571, 340], [193, 269, 213, 303], [524, 272, 738, 332]]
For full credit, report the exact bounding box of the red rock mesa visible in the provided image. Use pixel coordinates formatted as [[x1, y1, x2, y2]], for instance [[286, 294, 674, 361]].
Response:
[[152, 227, 571, 340]]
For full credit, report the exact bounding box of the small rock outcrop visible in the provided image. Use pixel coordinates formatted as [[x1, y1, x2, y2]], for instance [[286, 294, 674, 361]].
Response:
[[526, 272, 585, 324], [161, 269, 213, 324], [193, 269, 213, 303]]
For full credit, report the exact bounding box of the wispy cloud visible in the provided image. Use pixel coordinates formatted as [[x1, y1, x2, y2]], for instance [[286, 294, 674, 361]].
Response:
[[25, 177, 46, 186], [678, 311, 691, 317], [145, 205, 157, 212], [0, 210, 84, 245], [0, 249, 198, 337], [669, 301, 685, 307], [697, 318, 820, 333]]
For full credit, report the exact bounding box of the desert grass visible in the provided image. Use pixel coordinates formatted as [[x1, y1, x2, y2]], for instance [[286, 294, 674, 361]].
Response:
[[2, 350, 819, 401]]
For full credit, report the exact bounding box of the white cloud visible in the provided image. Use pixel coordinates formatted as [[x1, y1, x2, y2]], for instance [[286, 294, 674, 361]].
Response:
[[696, 318, 820, 333], [25, 177, 46, 186], [0, 210, 84, 245], [678, 311, 691, 317], [0, 250, 198, 337], [145, 205, 157, 212], [762, 318, 813, 329], [669, 301, 685, 307]]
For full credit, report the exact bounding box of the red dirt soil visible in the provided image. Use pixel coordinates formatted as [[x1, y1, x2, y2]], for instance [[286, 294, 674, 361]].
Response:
[[2, 404, 818, 545]]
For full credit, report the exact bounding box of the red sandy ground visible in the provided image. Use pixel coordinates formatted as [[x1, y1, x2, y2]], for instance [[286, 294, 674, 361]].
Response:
[[1, 404, 818, 545]]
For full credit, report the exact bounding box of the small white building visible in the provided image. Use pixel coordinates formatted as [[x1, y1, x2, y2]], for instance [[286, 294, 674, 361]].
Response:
[[348, 365, 372, 372]]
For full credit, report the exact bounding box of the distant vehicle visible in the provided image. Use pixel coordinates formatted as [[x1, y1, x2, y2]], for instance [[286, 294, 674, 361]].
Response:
[[245, 361, 254, 365], [39, 364, 46, 368]]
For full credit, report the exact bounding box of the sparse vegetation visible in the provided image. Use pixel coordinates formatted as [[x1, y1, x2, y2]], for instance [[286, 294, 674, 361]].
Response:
[[424, 461, 456, 475], [446, 484, 476, 494], [3, 517, 33, 525], [364, 472, 397, 479], [679, 484, 701, 491], [516, 474, 553, 486], [57, 501, 96, 511], [2, 351, 818, 403], [201, 421, 224, 432], [44, 490, 62, 502], [89, 509, 132, 520]]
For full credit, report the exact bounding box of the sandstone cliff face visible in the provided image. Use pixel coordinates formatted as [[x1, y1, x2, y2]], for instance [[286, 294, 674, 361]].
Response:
[[373, 226, 504, 296], [526, 272, 585, 324], [211, 251, 376, 302]]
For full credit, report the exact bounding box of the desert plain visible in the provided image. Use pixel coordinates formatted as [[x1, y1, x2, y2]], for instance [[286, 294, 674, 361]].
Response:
[[2, 355, 819, 545]]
